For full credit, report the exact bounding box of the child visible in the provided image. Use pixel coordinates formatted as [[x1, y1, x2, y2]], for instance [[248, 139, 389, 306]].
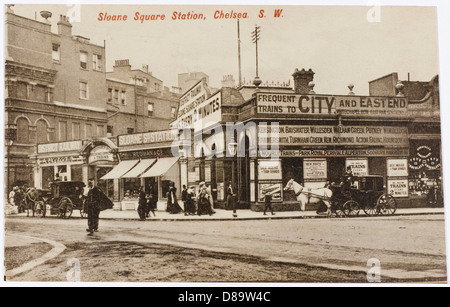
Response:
[[263, 192, 275, 215]]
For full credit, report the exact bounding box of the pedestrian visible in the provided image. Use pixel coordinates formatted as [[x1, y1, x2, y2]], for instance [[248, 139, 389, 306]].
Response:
[[197, 182, 214, 216], [184, 186, 196, 215], [137, 186, 147, 221], [146, 185, 157, 217], [206, 184, 216, 214], [226, 182, 237, 217], [9, 187, 16, 205], [226, 182, 234, 210], [85, 178, 113, 234], [181, 184, 188, 215], [263, 192, 275, 215], [167, 181, 182, 214]]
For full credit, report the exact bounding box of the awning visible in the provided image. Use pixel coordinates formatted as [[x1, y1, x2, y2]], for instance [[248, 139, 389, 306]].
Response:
[[121, 159, 156, 178], [139, 157, 179, 178], [100, 160, 140, 180]]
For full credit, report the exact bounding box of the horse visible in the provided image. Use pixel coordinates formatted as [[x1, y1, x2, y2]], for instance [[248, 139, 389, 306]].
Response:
[[24, 187, 46, 217], [283, 179, 333, 216]]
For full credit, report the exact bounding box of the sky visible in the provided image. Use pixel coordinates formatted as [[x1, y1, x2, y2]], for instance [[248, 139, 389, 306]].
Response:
[[9, 2, 441, 95]]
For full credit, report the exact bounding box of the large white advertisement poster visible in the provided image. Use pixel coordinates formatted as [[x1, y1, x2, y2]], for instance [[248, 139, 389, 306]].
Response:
[[303, 159, 327, 180], [258, 160, 282, 180], [346, 159, 368, 177], [387, 159, 409, 177], [388, 179, 409, 198]]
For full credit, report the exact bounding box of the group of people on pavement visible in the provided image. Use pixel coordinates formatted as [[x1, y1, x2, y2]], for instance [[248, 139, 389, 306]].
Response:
[[137, 185, 157, 220], [169, 181, 216, 216]]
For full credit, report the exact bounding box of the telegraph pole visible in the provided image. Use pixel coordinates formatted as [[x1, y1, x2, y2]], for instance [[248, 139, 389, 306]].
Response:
[[237, 19, 242, 87], [251, 24, 262, 88]]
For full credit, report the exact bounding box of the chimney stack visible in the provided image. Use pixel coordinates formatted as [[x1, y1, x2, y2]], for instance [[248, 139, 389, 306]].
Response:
[[221, 75, 235, 88], [292, 68, 315, 94], [57, 15, 72, 36]]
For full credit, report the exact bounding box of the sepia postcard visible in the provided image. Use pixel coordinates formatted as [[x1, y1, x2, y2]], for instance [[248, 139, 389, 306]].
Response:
[[2, 0, 449, 292]]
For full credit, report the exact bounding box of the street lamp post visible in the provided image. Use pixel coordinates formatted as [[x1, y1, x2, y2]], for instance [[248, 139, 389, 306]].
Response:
[[6, 139, 14, 201], [227, 141, 238, 218]]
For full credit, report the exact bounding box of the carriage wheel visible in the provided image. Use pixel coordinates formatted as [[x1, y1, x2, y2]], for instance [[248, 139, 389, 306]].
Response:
[[34, 201, 46, 218], [332, 201, 345, 218], [58, 197, 74, 219], [363, 204, 379, 217], [343, 200, 360, 217], [377, 194, 397, 216]]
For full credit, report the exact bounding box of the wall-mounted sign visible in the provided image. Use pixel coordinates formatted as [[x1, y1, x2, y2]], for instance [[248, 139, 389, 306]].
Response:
[[304, 159, 327, 180], [88, 145, 114, 164], [259, 148, 410, 158], [387, 179, 409, 198], [38, 140, 83, 154], [38, 155, 83, 166], [256, 93, 408, 117], [172, 91, 221, 130], [387, 159, 408, 177], [118, 147, 173, 160], [258, 125, 409, 147], [258, 160, 282, 180], [118, 130, 178, 147], [346, 159, 368, 177]]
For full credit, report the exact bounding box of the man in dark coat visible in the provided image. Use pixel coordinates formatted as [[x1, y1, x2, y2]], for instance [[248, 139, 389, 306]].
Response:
[[85, 178, 112, 234], [137, 186, 147, 221]]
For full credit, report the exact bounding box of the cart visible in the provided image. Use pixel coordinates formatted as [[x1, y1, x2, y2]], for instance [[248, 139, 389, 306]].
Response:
[[329, 175, 397, 217], [47, 181, 87, 219]]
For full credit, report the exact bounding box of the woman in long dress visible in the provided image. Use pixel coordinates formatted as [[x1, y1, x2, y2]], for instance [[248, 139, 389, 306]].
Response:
[[167, 181, 182, 214]]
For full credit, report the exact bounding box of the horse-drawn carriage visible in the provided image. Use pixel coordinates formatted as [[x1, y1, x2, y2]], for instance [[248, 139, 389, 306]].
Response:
[[46, 181, 87, 219], [284, 175, 397, 217], [329, 175, 397, 217]]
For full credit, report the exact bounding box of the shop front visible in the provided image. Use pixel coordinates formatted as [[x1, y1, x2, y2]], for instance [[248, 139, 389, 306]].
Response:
[[244, 91, 412, 211], [100, 130, 181, 211]]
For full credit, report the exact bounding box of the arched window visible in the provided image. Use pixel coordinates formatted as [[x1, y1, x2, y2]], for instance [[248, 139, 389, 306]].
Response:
[[36, 119, 49, 144], [16, 118, 29, 144]]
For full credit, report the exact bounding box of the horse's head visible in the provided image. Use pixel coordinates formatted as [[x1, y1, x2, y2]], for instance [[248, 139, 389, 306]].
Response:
[[283, 179, 295, 191]]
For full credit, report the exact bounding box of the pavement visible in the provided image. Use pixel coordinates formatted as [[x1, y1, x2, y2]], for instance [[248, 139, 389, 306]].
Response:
[[5, 205, 446, 221]]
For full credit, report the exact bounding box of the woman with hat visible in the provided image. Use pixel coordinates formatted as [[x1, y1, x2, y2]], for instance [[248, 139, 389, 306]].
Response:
[[166, 181, 182, 214]]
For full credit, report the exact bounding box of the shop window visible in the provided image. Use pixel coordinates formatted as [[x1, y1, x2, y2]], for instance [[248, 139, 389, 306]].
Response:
[[71, 165, 83, 182], [123, 178, 140, 200], [42, 166, 54, 189], [161, 180, 171, 199]]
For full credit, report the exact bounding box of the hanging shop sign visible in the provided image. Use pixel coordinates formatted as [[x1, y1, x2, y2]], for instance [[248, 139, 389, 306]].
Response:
[[304, 159, 327, 180], [387, 159, 408, 177], [258, 160, 282, 181], [258, 125, 408, 147], [387, 179, 409, 198], [258, 183, 282, 202], [88, 145, 114, 164], [38, 140, 83, 154], [345, 159, 368, 177], [256, 93, 408, 117]]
